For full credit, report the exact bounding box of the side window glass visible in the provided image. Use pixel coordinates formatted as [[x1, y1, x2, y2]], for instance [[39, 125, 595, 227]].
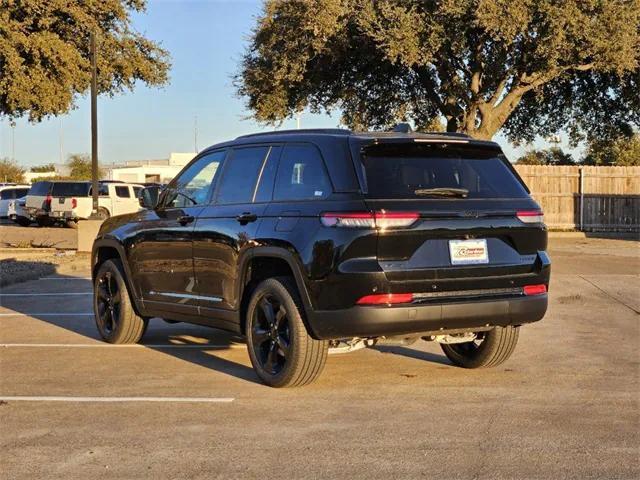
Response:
[[0, 190, 13, 200], [132, 186, 142, 198], [115, 186, 130, 198], [164, 150, 226, 209], [216, 147, 269, 204], [273, 144, 332, 201]]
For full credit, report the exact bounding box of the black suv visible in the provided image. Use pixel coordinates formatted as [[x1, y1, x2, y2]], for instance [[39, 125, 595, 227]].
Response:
[[92, 128, 550, 387]]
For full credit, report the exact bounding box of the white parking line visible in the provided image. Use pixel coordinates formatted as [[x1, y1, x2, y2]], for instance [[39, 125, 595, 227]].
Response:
[[39, 277, 91, 280], [0, 396, 234, 403], [0, 343, 246, 349], [0, 293, 91, 297], [0, 313, 93, 317]]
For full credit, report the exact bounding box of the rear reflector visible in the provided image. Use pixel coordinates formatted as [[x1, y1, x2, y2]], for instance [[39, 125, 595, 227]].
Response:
[[516, 210, 544, 223], [523, 284, 547, 296], [321, 211, 419, 229], [356, 293, 414, 305]]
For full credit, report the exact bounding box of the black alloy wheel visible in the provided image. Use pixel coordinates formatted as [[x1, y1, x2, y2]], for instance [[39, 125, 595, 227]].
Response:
[[93, 259, 147, 344], [246, 277, 328, 387], [95, 270, 121, 336], [440, 326, 520, 368], [251, 294, 291, 376]]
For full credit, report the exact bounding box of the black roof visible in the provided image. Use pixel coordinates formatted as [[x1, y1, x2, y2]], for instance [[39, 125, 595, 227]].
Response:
[[232, 128, 498, 148]]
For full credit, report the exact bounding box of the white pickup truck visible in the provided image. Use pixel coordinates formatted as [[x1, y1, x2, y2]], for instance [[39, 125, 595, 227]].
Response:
[[25, 181, 144, 228]]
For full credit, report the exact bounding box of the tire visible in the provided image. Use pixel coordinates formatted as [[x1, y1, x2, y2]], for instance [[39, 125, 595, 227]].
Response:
[[66, 219, 78, 229], [16, 217, 31, 227], [93, 259, 148, 344], [440, 326, 519, 369], [96, 207, 110, 220], [246, 277, 328, 387], [36, 217, 53, 227]]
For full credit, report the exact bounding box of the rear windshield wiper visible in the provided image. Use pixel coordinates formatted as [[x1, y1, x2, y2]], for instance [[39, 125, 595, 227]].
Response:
[[414, 187, 469, 198]]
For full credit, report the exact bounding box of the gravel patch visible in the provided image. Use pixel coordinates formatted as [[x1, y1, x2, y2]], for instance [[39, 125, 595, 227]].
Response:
[[0, 250, 90, 287]]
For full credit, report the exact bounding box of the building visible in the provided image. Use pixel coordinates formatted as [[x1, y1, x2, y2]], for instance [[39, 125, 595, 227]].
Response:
[[104, 153, 195, 184]]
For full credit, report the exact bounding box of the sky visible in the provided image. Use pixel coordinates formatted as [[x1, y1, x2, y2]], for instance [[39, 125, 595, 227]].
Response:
[[0, 0, 582, 168]]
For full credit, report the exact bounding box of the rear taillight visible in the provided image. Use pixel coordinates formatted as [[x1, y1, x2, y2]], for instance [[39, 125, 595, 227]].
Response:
[[44, 194, 52, 211], [356, 293, 414, 305], [320, 211, 419, 229], [71, 198, 77, 209], [516, 210, 544, 224], [523, 284, 547, 296]]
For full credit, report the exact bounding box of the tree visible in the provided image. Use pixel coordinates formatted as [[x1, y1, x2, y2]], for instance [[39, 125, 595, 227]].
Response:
[[516, 147, 576, 166], [0, 158, 25, 183], [0, 0, 170, 121], [582, 135, 640, 166], [237, 0, 640, 141], [67, 154, 104, 180], [30, 164, 56, 173]]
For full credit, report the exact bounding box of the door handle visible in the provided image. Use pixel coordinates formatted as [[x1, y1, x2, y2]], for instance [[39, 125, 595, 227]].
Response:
[[177, 214, 195, 226], [236, 212, 258, 225]]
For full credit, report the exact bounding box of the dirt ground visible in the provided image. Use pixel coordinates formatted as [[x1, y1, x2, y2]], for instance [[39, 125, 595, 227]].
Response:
[[0, 237, 638, 479]]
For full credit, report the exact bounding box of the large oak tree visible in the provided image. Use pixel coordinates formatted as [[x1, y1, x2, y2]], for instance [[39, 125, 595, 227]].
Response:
[[0, 0, 170, 121], [237, 0, 640, 141]]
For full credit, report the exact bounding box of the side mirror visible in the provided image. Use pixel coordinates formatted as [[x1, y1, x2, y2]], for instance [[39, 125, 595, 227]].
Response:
[[139, 186, 161, 209]]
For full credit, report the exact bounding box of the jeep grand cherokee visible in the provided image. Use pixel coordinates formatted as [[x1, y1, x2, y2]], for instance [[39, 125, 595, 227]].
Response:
[[92, 127, 550, 387]]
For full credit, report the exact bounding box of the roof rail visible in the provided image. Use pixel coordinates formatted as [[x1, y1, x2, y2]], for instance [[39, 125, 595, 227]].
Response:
[[236, 128, 351, 140]]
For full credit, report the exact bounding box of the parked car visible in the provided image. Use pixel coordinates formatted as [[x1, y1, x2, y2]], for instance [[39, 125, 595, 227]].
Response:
[[25, 181, 144, 228], [0, 185, 31, 218], [91, 127, 550, 387], [7, 196, 33, 226]]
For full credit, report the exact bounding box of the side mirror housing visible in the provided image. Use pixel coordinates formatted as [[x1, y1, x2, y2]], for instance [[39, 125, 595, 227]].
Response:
[[139, 186, 160, 209]]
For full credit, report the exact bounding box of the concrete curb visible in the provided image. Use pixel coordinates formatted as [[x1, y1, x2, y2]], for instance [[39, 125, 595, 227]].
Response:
[[548, 231, 587, 238]]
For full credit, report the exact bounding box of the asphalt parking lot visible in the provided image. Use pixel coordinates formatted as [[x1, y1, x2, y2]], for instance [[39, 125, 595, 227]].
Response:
[[0, 237, 638, 479]]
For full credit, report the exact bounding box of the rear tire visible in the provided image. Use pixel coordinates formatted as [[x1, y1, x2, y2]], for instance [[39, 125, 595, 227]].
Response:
[[16, 217, 31, 227], [66, 219, 78, 229], [36, 217, 53, 227], [440, 326, 519, 369], [93, 259, 148, 344], [246, 277, 328, 387]]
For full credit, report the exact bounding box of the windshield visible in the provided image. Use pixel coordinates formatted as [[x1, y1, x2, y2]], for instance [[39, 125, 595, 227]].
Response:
[[361, 144, 528, 199], [51, 182, 91, 197]]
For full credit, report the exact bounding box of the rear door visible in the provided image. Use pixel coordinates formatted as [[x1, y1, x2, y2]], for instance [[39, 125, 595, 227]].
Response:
[[358, 142, 547, 292], [193, 145, 277, 317]]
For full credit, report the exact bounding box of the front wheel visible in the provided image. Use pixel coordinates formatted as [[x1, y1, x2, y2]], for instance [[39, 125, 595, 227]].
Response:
[[440, 326, 519, 369], [246, 277, 328, 387], [93, 259, 148, 344]]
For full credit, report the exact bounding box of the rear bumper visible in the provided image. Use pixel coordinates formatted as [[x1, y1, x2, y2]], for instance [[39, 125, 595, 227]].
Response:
[[307, 295, 547, 340]]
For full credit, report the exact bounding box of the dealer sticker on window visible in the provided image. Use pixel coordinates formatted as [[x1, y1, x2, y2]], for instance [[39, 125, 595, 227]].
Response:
[[449, 239, 489, 265]]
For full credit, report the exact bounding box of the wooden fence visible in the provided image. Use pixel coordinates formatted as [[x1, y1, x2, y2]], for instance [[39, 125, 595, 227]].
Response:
[[513, 165, 640, 232]]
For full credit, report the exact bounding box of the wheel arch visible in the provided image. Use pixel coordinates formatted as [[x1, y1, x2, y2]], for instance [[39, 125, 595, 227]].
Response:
[[92, 238, 145, 317], [237, 247, 318, 337]]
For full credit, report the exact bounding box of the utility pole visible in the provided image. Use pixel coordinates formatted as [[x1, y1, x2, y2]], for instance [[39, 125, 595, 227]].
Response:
[[10, 121, 16, 162], [59, 118, 64, 164], [90, 31, 99, 216]]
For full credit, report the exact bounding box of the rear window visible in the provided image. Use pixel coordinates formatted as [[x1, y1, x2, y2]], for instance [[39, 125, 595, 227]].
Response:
[[51, 182, 91, 197], [361, 144, 528, 199], [29, 182, 51, 196]]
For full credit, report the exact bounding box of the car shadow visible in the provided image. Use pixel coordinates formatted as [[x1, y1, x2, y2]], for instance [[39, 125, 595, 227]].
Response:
[[0, 266, 260, 385], [374, 345, 451, 366]]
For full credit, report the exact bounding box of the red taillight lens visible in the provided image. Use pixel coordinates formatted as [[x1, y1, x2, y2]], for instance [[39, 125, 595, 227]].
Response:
[[516, 210, 544, 224], [321, 211, 419, 229], [523, 284, 547, 296], [71, 198, 77, 209], [45, 194, 52, 206], [356, 293, 414, 305]]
